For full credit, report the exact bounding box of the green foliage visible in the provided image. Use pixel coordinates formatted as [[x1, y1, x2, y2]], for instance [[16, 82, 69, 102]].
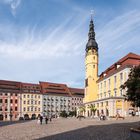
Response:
[[79, 106, 86, 113], [60, 110, 68, 118], [88, 104, 97, 115], [121, 65, 140, 107], [68, 110, 77, 117]]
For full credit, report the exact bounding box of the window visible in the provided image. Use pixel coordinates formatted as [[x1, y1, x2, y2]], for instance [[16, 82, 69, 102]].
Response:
[[0, 99, 2, 103], [120, 73, 123, 84], [120, 89, 123, 96], [10, 99, 13, 103], [108, 92, 110, 97], [38, 101, 40, 104], [24, 107, 26, 111], [27, 100, 30, 104], [5, 108, 7, 111], [15, 93, 17, 96], [24, 95, 26, 98], [27, 107, 29, 111], [104, 81, 106, 89], [106, 101, 108, 106], [38, 95, 40, 98], [114, 76, 117, 88], [24, 101, 26, 104], [31, 100, 33, 104], [5, 99, 7, 103], [114, 91, 117, 96], [15, 107, 17, 111], [35, 107, 37, 111], [93, 65, 95, 68], [38, 108, 40, 111], [104, 92, 106, 98], [108, 79, 111, 90], [101, 102, 103, 107], [27, 95, 30, 98], [85, 78, 88, 87], [15, 100, 18, 104]]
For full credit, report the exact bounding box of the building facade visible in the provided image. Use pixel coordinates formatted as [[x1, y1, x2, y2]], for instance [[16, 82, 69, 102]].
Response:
[[83, 17, 140, 117], [21, 83, 42, 118], [0, 80, 84, 120], [0, 80, 21, 120], [40, 82, 84, 117]]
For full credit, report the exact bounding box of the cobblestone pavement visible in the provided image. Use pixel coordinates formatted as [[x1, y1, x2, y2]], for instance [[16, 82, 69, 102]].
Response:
[[0, 117, 140, 140]]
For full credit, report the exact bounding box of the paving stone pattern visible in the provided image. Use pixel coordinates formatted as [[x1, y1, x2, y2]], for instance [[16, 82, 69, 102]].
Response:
[[0, 117, 139, 140]]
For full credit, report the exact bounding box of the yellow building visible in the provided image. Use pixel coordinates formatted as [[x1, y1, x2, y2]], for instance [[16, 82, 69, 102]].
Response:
[[84, 16, 140, 117], [84, 18, 99, 103], [21, 83, 42, 119]]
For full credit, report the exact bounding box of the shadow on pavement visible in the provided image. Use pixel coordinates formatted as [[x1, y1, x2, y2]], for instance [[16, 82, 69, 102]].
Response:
[[0, 120, 32, 127], [35, 121, 140, 140]]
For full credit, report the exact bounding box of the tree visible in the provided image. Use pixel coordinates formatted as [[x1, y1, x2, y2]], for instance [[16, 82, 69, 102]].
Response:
[[88, 104, 97, 118], [121, 65, 140, 107], [69, 110, 77, 117], [79, 106, 86, 116], [60, 110, 68, 118]]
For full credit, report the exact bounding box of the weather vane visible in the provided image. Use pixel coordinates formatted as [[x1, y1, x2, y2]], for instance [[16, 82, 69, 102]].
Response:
[[90, 10, 94, 20]]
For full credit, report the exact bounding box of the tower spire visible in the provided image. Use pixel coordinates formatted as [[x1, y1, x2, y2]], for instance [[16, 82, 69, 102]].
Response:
[[90, 10, 94, 21], [86, 12, 98, 52]]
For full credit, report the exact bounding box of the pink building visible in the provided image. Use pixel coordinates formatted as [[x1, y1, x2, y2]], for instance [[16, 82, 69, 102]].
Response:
[[0, 80, 21, 121]]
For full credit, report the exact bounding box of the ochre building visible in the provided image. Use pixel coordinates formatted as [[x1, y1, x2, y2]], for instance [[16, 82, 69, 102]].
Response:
[[84, 17, 140, 117]]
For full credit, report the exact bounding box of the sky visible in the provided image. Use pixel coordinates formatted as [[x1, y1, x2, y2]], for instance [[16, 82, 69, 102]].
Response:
[[0, 0, 140, 88]]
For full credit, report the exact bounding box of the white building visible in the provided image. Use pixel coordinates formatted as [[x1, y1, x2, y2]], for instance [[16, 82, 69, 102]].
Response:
[[40, 82, 84, 117]]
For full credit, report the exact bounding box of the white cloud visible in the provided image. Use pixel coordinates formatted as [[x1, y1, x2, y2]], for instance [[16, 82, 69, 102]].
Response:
[[96, 10, 140, 72], [2, 0, 21, 16], [0, 4, 140, 88]]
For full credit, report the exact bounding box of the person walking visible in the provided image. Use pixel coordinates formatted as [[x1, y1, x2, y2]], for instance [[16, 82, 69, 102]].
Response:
[[49, 116, 52, 122], [40, 115, 43, 125], [45, 116, 48, 124]]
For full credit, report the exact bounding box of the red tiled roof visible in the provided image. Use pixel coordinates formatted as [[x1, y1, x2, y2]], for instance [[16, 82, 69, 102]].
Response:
[[98, 53, 140, 82], [68, 87, 84, 97], [39, 81, 71, 96], [0, 80, 21, 93], [21, 82, 41, 94]]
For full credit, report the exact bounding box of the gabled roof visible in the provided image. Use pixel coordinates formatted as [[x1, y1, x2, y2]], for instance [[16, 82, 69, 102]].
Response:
[[98, 53, 140, 82]]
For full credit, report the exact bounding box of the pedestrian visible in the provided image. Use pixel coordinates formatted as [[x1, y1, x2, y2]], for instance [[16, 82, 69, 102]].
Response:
[[45, 116, 48, 124], [49, 116, 52, 122], [116, 112, 120, 120], [132, 111, 135, 116], [40, 115, 43, 125]]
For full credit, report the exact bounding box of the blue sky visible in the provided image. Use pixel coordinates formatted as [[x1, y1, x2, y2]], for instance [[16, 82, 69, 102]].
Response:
[[0, 0, 140, 88]]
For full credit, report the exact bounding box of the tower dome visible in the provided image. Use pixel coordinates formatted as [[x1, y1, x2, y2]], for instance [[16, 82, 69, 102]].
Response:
[[86, 19, 98, 52]]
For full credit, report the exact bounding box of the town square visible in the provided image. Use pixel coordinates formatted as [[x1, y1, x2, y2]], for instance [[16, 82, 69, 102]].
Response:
[[0, 0, 140, 140], [0, 117, 140, 140]]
